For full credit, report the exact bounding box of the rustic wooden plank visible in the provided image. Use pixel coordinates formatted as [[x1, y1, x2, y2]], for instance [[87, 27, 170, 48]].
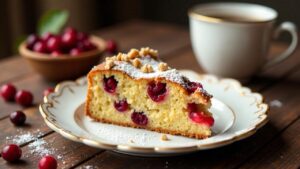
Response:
[[239, 118, 300, 169], [0, 133, 102, 169]]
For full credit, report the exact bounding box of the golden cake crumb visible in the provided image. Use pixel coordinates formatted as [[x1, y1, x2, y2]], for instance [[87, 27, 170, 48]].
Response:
[[128, 49, 140, 59], [158, 62, 169, 71], [104, 60, 115, 69], [141, 64, 154, 73], [161, 134, 169, 141], [132, 58, 142, 68], [139, 47, 158, 59]]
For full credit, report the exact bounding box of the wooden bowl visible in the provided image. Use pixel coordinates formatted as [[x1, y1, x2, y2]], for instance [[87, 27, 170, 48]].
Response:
[[19, 36, 106, 82]]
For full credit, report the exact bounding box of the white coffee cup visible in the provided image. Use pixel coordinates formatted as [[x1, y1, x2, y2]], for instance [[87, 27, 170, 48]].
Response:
[[188, 2, 298, 79]]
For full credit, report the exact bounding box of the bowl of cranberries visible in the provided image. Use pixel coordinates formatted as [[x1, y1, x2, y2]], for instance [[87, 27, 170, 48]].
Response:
[[19, 27, 106, 81]]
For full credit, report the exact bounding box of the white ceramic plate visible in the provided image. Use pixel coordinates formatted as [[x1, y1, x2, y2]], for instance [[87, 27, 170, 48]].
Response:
[[39, 70, 268, 156]]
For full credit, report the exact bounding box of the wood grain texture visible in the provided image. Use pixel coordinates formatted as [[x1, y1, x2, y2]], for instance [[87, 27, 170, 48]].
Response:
[[240, 119, 300, 169]]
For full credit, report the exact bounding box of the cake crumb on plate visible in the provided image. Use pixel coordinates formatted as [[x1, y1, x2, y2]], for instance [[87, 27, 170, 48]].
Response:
[[161, 134, 169, 141]]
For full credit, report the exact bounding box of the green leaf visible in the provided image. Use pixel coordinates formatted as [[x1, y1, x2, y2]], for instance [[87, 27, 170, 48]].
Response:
[[38, 9, 69, 36]]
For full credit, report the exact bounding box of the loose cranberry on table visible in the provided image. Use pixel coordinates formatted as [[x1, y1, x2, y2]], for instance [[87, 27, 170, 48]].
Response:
[[1, 144, 22, 162], [106, 40, 118, 54], [0, 84, 17, 101], [10, 111, 26, 126], [15, 90, 33, 107], [38, 155, 57, 169], [43, 88, 54, 97]]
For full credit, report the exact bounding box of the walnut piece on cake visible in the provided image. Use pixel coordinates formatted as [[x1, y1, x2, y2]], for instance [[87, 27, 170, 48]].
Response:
[[132, 58, 142, 68], [141, 64, 154, 73]]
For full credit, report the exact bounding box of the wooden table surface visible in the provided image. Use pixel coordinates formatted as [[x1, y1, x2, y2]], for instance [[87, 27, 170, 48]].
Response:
[[0, 20, 299, 169]]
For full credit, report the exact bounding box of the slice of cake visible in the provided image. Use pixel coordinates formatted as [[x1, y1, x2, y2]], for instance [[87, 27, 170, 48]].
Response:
[[85, 47, 214, 139]]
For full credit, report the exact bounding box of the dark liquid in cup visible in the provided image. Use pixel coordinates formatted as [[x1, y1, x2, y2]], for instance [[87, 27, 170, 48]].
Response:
[[207, 14, 259, 22]]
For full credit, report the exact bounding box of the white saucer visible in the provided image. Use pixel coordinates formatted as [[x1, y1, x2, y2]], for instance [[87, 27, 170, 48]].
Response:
[[40, 70, 268, 156]]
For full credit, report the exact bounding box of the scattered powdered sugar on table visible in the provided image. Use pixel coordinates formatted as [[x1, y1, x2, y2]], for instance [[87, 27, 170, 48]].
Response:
[[28, 139, 62, 159], [6, 130, 63, 160], [270, 100, 283, 108], [79, 165, 99, 169], [6, 130, 43, 145]]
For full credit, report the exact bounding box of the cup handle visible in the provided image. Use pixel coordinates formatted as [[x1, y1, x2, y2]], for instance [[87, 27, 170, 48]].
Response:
[[263, 22, 298, 69]]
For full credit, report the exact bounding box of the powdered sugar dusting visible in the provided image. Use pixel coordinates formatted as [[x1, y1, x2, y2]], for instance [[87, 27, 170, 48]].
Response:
[[270, 100, 282, 108], [113, 56, 187, 86], [6, 131, 63, 161], [79, 165, 99, 169], [6, 130, 43, 145]]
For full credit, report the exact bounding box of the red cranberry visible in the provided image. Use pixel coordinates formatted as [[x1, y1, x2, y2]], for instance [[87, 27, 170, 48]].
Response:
[[64, 27, 77, 34], [82, 40, 97, 51], [147, 82, 167, 102], [114, 100, 129, 112], [15, 90, 33, 107], [1, 144, 22, 162], [77, 32, 89, 41], [26, 34, 40, 50], [76, 41, 96, 52], [70, 48, 81, 56], [42, 32, 54, 42], [47, 36, 62, 51], [33, 41, 48, 53], [0, 84, 17, 101], [186, 82, 203, 94], [187, 103, 198, 113], [131, 111, 148, 126], [51, 50, 63, 57], [43, 88, 54, 97], [38, 155, 57, 169], [62, 29, 77, 47], [189, 111, 214, 127], [103, 76, 118, 94], [106, 40, 118, 54], [10, 111, 26, 126]]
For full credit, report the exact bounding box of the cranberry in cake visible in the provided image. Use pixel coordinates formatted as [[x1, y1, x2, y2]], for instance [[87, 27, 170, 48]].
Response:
[[85, 47, 214, 139]]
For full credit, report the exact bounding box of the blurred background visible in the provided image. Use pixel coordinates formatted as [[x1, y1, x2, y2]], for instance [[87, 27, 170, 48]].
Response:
[[0, 0, 299, 58]]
